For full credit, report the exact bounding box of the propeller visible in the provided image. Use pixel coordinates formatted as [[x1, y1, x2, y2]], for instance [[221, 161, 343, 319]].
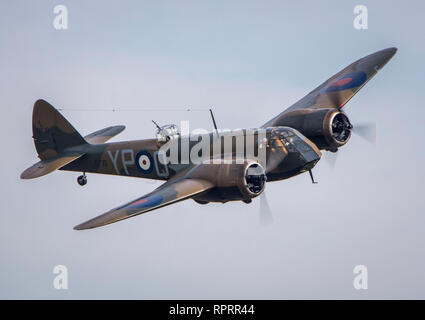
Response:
[[258, 139, 289, 225], [352, 122, 376, 144], [259, 191, 273, 225], [324, 120, 376, 168], [258, 135, 292, 225]]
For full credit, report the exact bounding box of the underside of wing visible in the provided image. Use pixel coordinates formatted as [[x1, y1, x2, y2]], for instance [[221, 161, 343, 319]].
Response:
[[84, 125, 125, 144], [263, 47, 397, 127], [74, 178, 214, 230]]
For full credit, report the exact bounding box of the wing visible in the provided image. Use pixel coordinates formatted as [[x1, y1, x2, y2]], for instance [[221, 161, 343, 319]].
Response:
[[84, 125, 125, 144], [263, 47, 397, 127], [74, 178, 214, 230]]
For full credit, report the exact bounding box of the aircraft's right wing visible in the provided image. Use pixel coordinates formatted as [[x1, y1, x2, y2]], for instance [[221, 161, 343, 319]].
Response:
[[74, 177, 214, 230]]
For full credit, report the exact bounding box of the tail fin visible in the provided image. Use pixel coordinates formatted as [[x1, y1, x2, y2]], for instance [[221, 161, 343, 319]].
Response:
[[21, 100, 88, 179], [32, 99, 87, 160]]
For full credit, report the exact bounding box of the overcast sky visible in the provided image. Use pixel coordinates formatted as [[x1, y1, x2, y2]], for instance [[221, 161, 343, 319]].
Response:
[[1, 0, 424, 299]]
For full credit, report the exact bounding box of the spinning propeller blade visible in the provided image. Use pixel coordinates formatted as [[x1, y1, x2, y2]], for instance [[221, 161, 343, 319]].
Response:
[[352, 122, 377, 144], [324, 119, 376, 168], [260, 191, 273, 225]]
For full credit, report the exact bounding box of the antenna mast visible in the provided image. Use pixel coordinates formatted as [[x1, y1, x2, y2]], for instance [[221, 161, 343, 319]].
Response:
[[209, 108, 219, 138]]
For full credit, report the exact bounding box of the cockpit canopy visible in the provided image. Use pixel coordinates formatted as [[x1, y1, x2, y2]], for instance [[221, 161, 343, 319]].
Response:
[[266, 126, 321, 162], [265, 127, 297, 150], [155, 124, 180, 143]]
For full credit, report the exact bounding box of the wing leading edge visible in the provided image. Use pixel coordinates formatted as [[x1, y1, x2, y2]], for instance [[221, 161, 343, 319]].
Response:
[[74, 178, 214, 230]]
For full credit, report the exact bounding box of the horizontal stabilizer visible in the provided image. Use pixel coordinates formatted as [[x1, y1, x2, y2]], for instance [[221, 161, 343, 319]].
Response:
[[20, 153, 85, 179], [84, 125, 125, 144]]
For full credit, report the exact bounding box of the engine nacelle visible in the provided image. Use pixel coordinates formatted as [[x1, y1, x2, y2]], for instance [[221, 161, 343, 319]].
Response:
[[191, 161, 266, 203], [272, 108, 352, 152]]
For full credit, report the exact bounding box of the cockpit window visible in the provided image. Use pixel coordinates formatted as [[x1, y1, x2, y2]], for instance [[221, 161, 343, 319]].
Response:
[[156, 124, 180, 143], [266, 126, 320, 162]]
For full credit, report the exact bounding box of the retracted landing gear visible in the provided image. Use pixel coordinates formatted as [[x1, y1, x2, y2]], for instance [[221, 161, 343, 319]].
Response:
[[77, 173, 87, 186]]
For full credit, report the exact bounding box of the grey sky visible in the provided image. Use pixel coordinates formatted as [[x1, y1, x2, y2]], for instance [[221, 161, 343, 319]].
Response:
[[0, 0, 424, 298]]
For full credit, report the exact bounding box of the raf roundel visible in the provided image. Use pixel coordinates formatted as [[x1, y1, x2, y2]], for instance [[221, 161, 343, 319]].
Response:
[[136, 151, 154, 174], [320, 71, 367, 94]]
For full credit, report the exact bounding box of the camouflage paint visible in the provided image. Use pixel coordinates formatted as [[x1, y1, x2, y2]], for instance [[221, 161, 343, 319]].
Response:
[[21, 47, 397, 229]]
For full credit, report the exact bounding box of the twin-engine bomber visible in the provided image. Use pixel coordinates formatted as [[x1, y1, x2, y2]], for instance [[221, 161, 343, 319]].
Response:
[[21, 48, 397, 230]]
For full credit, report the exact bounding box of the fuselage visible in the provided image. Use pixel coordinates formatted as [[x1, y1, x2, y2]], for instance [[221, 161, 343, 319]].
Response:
[[60, 126, 321, 182]]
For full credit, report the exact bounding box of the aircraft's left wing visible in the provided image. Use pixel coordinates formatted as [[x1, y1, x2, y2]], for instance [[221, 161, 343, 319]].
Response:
[[263, 47, 397, 127], [74, 178, 213, 230]]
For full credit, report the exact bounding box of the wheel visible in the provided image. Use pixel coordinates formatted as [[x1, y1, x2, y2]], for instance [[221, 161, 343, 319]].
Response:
[[194, 199, 209, 205], [77, 174, 87, 186]]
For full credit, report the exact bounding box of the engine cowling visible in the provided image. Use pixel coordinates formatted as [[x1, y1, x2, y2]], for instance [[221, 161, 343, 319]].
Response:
[[191, 161, 266, 203], [272, 108, 352, 152]]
